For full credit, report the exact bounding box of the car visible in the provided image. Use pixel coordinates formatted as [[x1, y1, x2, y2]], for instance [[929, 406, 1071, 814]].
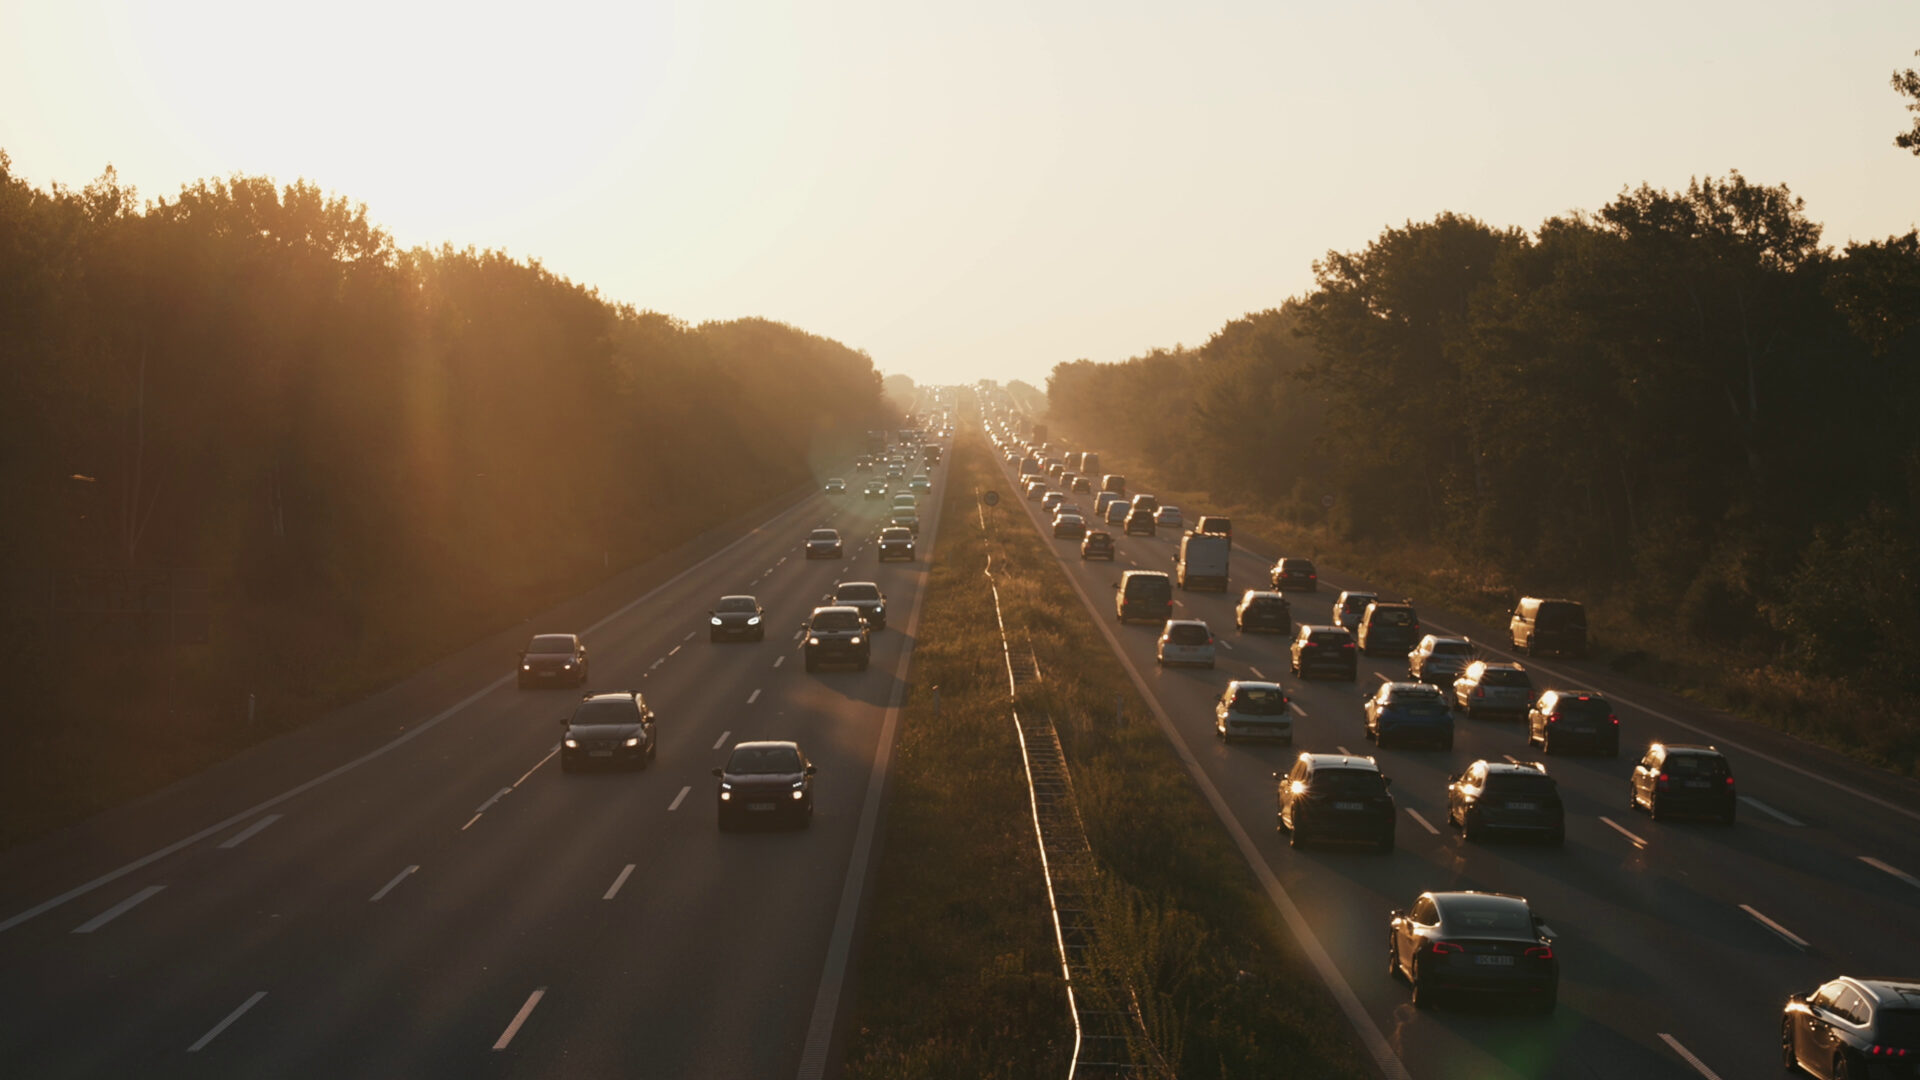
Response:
[[1080, 530, 1116, 560], [889, 511, 921, 534], [1446, 760, 1564, 844], [1060, 471, 1079, 491], [1387, 891, 1558, 1012], [1115, 570, 1174, 624], [1527, 690, 1620, 756], [1276, 752, 1395, 851], [823, 477, 846, 493], [803, 606, 870, 671], [559, 691, 656, 772], [1628, 742, 1737, 823], [1408, 635, 1474, 686], [855, 456, 873, 471], [1124, 507, 1157, 536], [1357, 601, 1421, 656], [1235, 590, 1294, 634], [864, 480, 887, 498], [886, 462, 904, 478], [1042, 491, 1067, 513], [833, 581, 888, 631], [1052, 512, 1087, 539], [1215, 680, 1292, 743], [713, 740, 815, 830], [1154, 505, 1183, 528], [811, 529, 849, 558], [1510, 597, 1588, 658], [1783, 976, 1920, 1079], [909, 474, 931, 493], [1271, 557, 1318, 592], [1157, 619, 1217, 668], [1129, 494, 1160, 514], [1105, 501, 1130, 525], [1290, 624, 1357, 681], [1364, 681, 1455, 749], [878, 526, 915, 561], [891, 492, 919, 512], [1070, 475, 1092, 493], [519, 633, 589, 688], [1453, 661, 1535, 719], [709, 595, 766, 642], [1095, 492, 1123, 518], [1332, 590, 1378, 631], [1026, 483, 1049, 502], [1195, 514, 1230, 537]]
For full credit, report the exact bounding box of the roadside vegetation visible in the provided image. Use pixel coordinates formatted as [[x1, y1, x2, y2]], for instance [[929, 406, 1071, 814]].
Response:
[[844, 425, 1368, 1079], [1044, 174, 1920, 778]]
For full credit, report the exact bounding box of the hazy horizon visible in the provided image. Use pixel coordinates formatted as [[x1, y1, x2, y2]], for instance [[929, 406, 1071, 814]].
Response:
[[5, 0, 1915, 387]]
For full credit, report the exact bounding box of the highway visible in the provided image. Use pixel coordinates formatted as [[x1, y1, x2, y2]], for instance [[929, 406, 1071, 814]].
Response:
[[0, 448, 946, 1079], [989, 432, 1920, 1080]]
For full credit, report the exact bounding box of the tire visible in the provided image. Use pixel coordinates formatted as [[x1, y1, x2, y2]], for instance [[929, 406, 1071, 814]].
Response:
[[560, 755, 575, 773], [710, 631, 721, 643], [1410, 961, 1434, 1009], [1287, 819, 1306, 848], [718, 809, 735, 833], [1542, 731, 1554, 755], [1205, 661, 1216, 670], [1533, 985, 1558, 1015], [517, 677, 529, 690], [1781, 1018, 1801, 1074], [1463, 812, 1482, 843], [1650, 795, 1667, 821], [1389, 936, 1406, 981], [1834, 1052, 1854, 1080], [858, 658, 871, 672], [805, 656, 818, 673], [1442, 734, 1454, 751], [634, 748, 649, 771], [1347, 670, 1357, 683], [755, 628, 765, 642], [1722, 804, 1738, 826]]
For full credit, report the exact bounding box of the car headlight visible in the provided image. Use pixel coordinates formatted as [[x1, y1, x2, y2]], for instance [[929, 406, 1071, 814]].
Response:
[[564, 738, 578, 748], [563, 661, 574, 669], [747, 615, 760, 625], [808, 636, 821, 645], [522, 664, 531, 671], [792, 790, 805, 800], [850, 636, 863, 645], [625, 737, 641, 747], [711, 616, 723, 626], [719, 790, 731, 801], [874, 605, 885, 614]]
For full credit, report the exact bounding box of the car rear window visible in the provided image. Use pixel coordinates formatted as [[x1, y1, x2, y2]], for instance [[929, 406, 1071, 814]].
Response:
[[1482, 668, 1533, 688], [1553, 696, 1610, 718], [812, 611, 862, 631], [1388, 687, 1445, 705], [1310, 769, 1386, 796], [528, 635, 575, 653], [1283, 560, 1316, 573], [1876, 1009, 1920, 1043], [571, 699, 637, 725], [1663, 753, 1729, 777], [1308, 630, 1351, 646], [1249, 598, 1286, 611], [1232, 687, 1289, 714], [1433, 641, 1473, 656], [1440, 899, 1532, 934], [727, 745, 802, 774], [1372, 608, 1416, 626], [837, 584, 880, 601], [1126, 575, 1172, 598], [1483, 774, 1558, 795], [1167, 624, 1212, 645], [1342, 595, 1376, 612], [1537, 602, 1586, 630]]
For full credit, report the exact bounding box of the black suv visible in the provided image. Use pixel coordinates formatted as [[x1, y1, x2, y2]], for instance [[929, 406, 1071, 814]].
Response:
[[1276, 752, 1396, 852], [1447, 760, 1564, 844], [1357, 601, 1421, 657], [713, 740, 815, 830], [1236, 591, 1294, 634], [1527, 690, 1619, 756], [805, 528, 844, 558], [1510, 597, 1588, 658], [877, 526, 915, 561], [1783, 976, 1920, 1078], [1124, 507, 1156, 536], [519, 633, 589, 688], [1271, 557, 1318, 592], [1080, 530, 1116, 560], [559, 692, 656, 772], [709, 595, 765, 642], [1290, 625, 1357, 681], [1629, 743, 1737, 823], [833, 581, 888, 631], [804, 606, 870, 671]]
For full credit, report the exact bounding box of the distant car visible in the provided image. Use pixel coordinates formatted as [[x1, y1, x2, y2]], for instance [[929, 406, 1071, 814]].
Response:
[[878, 526, 915, 561], [833, 581, 888, 631], [1129, 494, 1160, 514], [1124, 507, 1157, 536], [889, 511, 920, 534], [1080, 530, 1115, 560], [1195, 515, 1230, 537], [1357, 601, 1421, 656], [1215, 680, 1292, 743], [1332, 590, 1378, 631], [709, 595, 765, 642], [1388, 891, 1557, 1012], [1364, 681, 1455, 749], [1276, 751, 1395, 851], [855, 456, 873, 471], [519, 633, 589, 688], [864, 480, 887, 498], [1154, 506, 1183, 528], [1070, 475, 1093, 493], [824, 477, 846, 493], [713, 740, 815, 830], [1453, 661, 1534, 719], [1042, 491, 1067, 513], [1235, 590, 1294, 634], [910, 474, 931, 493], [1271, 557, 1318, 592], [1105, 501, 1130, 525], [1447, 760, 1563, 844], [1157, 619, 1217, 668], [1510, 597, 1588, 658], [1115, 571, 1175, 624], [1783, 976, 1920, 1079], [1629, 742, 1736, 823], [559, 691, 656, 772], [1526, 690, 1619, 756], [1290, 624, 1357, 681], [1095, 492, 1123, 518], [803, 606, 870, 671], [1052, 512, 1087, 539], [1026, 484, 1049, 502], [805, 528, 844, 558], [1408, 635, 1474, 686], [886, 463, 904, 478]]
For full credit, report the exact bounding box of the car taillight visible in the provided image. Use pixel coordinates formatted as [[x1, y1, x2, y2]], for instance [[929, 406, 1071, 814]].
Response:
[[1474, 688, 1486, 698], [1524, 945, 1554, 960], [1869, 1046, 1911, 1057], [1724, 776, 1736, 786], [1428, 940, 1463, 955], [1610, 715, 1619, 725], [1655, 772, 1669, 788], [1548, 713, 1560, 724], [1341, 643, 1355, 649]]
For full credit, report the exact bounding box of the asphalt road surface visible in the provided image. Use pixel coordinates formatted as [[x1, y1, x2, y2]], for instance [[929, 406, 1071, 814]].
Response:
[[0, 451, 945, 1079], [991, 436, 1920, 1080]]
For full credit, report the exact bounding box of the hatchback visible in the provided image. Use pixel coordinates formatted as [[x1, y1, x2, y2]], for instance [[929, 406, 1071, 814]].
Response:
[[1271, 557, 1318, 592], [1236, 591, 1294, 634], [1291, 625, 1357, 680], [714, 740, 815, 830], [1157, 620, 1217, 668], [1215, 680, 1293, 743], [1527, 690, 1619, 756], [1388, 891, 1557, 1012], [1080, 530, 1116, 560], [1365, 682, 1455, 749], [1333, 590, 1378, 631], [1453, 661, 1534, 719], [1105, 501, 1130, 524], [1357, 601, 1421, 656], [1276, 752, 1395, 851], [805, 528, 844, 559], [1124, 507, 1157, 536], [1783, 976, 1920, 1079], [1408, 635, 1474, 686], [1629, 743, 1736, 823], [1447, 760, 1564, 844], [1155, 506, 1183, 528]]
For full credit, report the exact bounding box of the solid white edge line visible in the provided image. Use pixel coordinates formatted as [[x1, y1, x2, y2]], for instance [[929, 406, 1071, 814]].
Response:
[[491, 987, 546, 1051], [1658, 1033, 1726, 1080], [1737, 796, 1805, 827], [368, 865, 418, 902], [1598, 815, 1649, 848], [216, 813, 282, 849], [4, 486, 830, 935], [1862, 855, 1920, 890], [474, 787, 511, 814], [603, 863, 636, 901], [186, 990, 267, 1053], [747, 689, 762, 705], [1740, 903, 1810, 949], [713, 730, 731, 751], [667, 786, 690, 812], [1405, 808, 1441, 835], [71, 884, 166, 934]]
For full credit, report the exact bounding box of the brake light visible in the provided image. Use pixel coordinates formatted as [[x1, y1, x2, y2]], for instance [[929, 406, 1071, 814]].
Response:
[[1428, 940, 1463, 955], [1548, 713, 1560, 724], [1655, 772, 1670, 789], [1341, 643, 1355, 649], [1524, 945, 1554, 960], [1610, 715, 1619, 725], [1870, 1046, 1911, 1057], [1475, 688, 1486, 698], [1725, 776, 1736, 786]]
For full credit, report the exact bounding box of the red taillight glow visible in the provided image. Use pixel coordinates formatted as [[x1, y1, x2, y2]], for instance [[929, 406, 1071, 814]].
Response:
[[1428, 940, 1463, 955], [1869, 1046, 1910, 1057], [1725, 776, 1736, 785], [1341, 643, 1356, 649], [1524, 945, 1554, 960], [1548, 713, 1560, 724], [1475, 688, 1486, 698], [1610, 715, 1619, 725]]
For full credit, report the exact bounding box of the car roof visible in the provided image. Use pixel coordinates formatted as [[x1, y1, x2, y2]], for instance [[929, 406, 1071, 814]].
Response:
[[1085, 529, 1110, 537], [1653, 742, 1723, 757], [1421, 635, 1470, 646], [1298, 751, 1379, 770], [1845, 977, 1920, 1007], [1368, 601, 1414, 610], [810, 604, 863, 616], [718, 594, 758, 603], [1122, 570, 1171, 581], [881, 526, 911, 536], [1469, 759, 1549, 777], [810, 528, 839, 536], [1164, 619, 1210, 630], [1471, 660, 1526, 672], [1226, 680, 1284, 693], [1341, 590, 1378, 598], [1381, 681, 1441, 694], [837, 580, 881, 591], [1428, 890, 1531, 911], [1300, 623, 1348, 634], [581, 691, 641, 704], [1240, 590, 1286, 600], [731, 739, 801, 752]]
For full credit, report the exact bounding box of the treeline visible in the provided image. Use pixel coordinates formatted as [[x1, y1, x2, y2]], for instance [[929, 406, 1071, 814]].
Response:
[[1049, 173, 1920, 696], [0, 152, 887, 822]]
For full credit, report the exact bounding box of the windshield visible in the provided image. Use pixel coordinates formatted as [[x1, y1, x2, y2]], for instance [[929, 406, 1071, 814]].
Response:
[[1231, 687, 1288, 714], [1537, 602, 1586, 630], [1283, 560, 1316, 574], [812, 611, 862, 631], [1311, 769, 1386, 796], [727, 745, 802, 774], [570, 699, 637, 726], [810, 530, 838, 541], [527, 635, 575, 654], [1441, 899, 1532, 935], [1167, 624, 1211, 645], [716, 597, 757, 613], [1482, 668, 1533, 688], [837, 584, 881, 601]]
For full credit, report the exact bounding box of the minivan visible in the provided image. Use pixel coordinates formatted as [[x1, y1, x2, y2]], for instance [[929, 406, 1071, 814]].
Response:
[[1510, 597, 1587, 658], [1115, 571, 1174, 624]]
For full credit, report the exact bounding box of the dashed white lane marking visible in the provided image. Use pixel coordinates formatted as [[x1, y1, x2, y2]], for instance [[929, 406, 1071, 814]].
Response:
[[492, 988, 546, 1051], [1218, 639, 1235, 651], [1739, 903, 1809, 949], [713, 731, 731, 751], [747, 689, 762, 704], [217, 813, 282, 849], [71, 885, 165, 934], [188, 991, 267, 1053], [1249, 666, 1265, 679], [1599, 815, 1648, 849], [1738, 796, 1804, 827], [668, 645, 681, 657], [683, 631, 696, 642], [1405, 809, 1440, 835], [369, 865, 419, 902], [1657, 1034, 1725, 1080], [777, 556, 788, 565], [1289, 702, 1307, 717], [774, 656, 785, 668], [1337, 745, 1352, 755], [1862, 855, 1920, 890], [650, 658, 664, 671], [793, 630, 806, 641], [603, 864, 636, 901], [1372, 671, 1389, 682], [668, 786, 691, 812]]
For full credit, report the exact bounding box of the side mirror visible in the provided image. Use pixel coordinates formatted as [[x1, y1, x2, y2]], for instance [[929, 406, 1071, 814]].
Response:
[[559, 717, 571, 727], [1382, 776, 1393, 787], [1446, 773, 1457, 784], [806, 764, 817, 775], [1112, 582, 1120, 590], [710, 767, 724, 778], [1786, 993, 1807, 1006]]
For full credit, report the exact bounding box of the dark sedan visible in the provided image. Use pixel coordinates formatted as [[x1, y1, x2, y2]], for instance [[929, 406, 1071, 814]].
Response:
[[709, 595, 765, 642], [560, 692, 656, 772], [1235, 590, 1293, 634], [1080, 530, 1116, 560], [518, 633, 588, 688], [1271, 557, 1318, 592], [1783, 976, 1920, 1079], [713, 740, 815, 830], [805, 528, 844, 558], [878, 526, 915, 561], [1388, 891, 1558, 1013]]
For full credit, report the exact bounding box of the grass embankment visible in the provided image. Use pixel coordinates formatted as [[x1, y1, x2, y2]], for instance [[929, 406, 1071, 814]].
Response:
[[1056, 434, 1919, 779], [843, 426, 1369, 1078]]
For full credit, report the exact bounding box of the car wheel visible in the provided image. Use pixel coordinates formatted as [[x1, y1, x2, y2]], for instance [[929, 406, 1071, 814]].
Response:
[[1205, 660, 1216, 670], [805, 656, 818, 673], [718, 809, 735, 833], [1442, 734, 1454, 751], [710, 631, 721, 643], [1834, 1052, 1854, 1080], [1288, 820, 1306, 848], [1721, 804, 1737, 826], [1388, 935, 1406, 981], [1607, 741, 1620, 759], [1649, 795, 1667, 821], [1463, 812, 1482, 843], [1346, 670, 1357, 683], [1542, 732, 1554, 755], [1781, 1018, 1801, 1073], [1410, 961, 1434, 1009], [560, 756, 575, 773], [858, 658, 870, 671], [517, 677, 529, 690], [755, 628, 766, 642]]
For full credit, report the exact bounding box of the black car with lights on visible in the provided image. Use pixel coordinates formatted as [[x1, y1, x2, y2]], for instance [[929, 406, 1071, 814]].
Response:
[[1275, 752, 1395, 852], [832, 581, 887, 631], [518, 633, 589, 689], [1446, 759, 1564, 845], [708, 595, 765, 642], [1388, 890, 1558, 1013], [805, 528, 844, 558], [803, 606, 870, 672], [1527, 689, 1620, 756], [877, 526, 915, 561], [713, 740, 815, 830], [559, 691, 656, 772]]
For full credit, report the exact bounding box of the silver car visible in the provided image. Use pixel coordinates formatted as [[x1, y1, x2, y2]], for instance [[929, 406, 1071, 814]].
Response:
[[1453, 660, 1535, 719], [1157, 619, 1217, 669], [1409, 635, 1474, 686], [1214, 680, 1293, 743], [1333, 590, 1378, 631]]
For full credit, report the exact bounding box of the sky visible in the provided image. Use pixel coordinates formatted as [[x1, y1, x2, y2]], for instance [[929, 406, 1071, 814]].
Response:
[[3, 0, 1917, 387]]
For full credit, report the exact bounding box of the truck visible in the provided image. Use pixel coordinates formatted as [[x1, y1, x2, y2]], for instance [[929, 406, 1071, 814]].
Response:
[[1175, 531, 1231, 591], [1080, 452, 1102, 478]]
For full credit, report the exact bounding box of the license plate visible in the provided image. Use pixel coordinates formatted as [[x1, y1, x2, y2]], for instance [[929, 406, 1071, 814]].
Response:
[[1474, 955, 1515, 966], [588, 749, 613, 757], [748, 803, 776, 812], [1506, 801, 1536, 811], [1334, 801, 1364, 811], [1685, 780, 1711, 789]]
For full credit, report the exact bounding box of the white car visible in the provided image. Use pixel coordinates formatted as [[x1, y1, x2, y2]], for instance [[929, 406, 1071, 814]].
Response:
[[1214, 681, 1293, 743], [1155, 505, 1183, 528], [1156, 619, 1216, 668]]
